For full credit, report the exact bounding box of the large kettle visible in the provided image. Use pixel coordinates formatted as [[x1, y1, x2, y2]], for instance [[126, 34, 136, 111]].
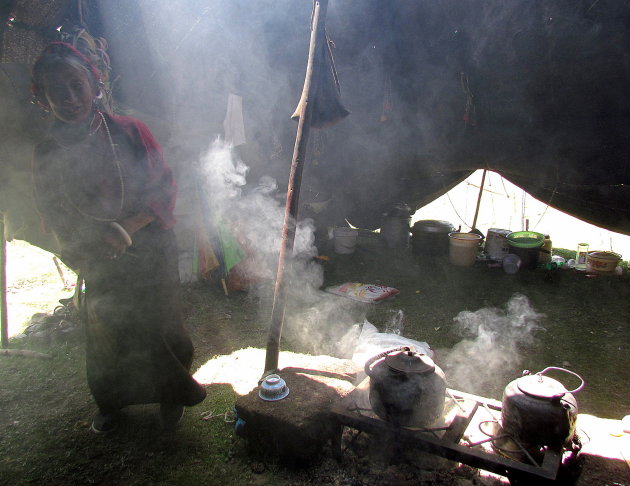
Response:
[[364, 347, 446, 427], [501, 367, 584, 448]]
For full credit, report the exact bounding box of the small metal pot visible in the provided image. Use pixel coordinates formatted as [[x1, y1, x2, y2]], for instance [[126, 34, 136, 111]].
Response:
[[365, 347, 446, 427], [501, 367, 584, 448]]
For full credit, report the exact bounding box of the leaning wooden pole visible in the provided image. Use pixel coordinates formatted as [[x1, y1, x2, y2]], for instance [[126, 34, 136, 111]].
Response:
[[0, 214, 53, 359], [1, 214, 9, 348], [471, 169, 487, 230], [264, 0, 328, 375]]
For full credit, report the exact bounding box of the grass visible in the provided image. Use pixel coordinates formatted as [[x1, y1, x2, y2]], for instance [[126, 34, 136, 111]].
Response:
[[1, 237, 629, 485], [0, 293, 275, 486]]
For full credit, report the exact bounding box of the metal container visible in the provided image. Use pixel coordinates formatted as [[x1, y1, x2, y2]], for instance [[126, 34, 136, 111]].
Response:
[[485, 228, 512, 261], [364, 347, 446, 427], [501, 367, 583, 448], [380, 203, 412, 249], [411, 220, 455, 256]]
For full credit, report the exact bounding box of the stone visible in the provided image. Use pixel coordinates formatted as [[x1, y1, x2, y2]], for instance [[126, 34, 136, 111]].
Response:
[[235, 358, 358, 465]]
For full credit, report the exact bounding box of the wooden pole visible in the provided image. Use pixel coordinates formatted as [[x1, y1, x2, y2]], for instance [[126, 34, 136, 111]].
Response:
[[264, 0, 328, 375], [471, 169, 487, 230], [0, 215, 53, 358], [1, 213, 9, 348]]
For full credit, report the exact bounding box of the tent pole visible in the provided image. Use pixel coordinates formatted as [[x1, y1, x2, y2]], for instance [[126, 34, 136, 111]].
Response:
[[0, 213, 53, 359], [1, 213, 8, 348], [471, 169, 487, 231], [263, 0, 328, 375]]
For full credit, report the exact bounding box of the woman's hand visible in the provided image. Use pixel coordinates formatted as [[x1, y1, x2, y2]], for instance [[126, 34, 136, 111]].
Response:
[[103, 214, 155, 260], [103, 225, 131, 260]]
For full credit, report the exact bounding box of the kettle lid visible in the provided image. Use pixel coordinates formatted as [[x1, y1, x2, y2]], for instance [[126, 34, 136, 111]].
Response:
[[517, 373, 568, 400], [412, 220, 454, 233], [385, 349, 436, 374]]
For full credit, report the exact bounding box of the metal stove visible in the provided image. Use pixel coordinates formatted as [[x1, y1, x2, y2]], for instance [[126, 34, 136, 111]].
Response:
[[331, 378, 579, 482]]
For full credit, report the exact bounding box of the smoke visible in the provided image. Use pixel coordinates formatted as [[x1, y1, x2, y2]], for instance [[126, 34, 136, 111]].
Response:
[[199, 140, 365, 357], [442, 293, 544, 395]]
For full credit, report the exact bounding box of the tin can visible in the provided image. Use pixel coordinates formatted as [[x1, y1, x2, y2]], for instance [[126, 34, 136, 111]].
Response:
[[503, 254, 521, 274], [485, 228, 512, 261]]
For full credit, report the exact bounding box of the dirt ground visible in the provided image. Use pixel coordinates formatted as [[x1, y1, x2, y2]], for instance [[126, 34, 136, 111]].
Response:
[[1, 236, 628, 485]]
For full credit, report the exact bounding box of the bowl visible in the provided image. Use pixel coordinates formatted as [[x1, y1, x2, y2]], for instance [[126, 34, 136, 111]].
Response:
[[587, 251, 622, 273], [258, 374, 290, 401]]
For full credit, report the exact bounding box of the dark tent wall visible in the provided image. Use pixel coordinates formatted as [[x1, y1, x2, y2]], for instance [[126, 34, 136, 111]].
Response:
[[317, 0, 630, 232], [1, 0, 629, 254]]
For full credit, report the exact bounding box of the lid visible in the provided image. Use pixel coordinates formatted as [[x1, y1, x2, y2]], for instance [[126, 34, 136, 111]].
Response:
[[387, 202, 412, 215], [412, 220, 455, 233], [588, 251, 621, 261], [517, 374, 568, 400], [487, 228, 512, 237], [385, 350, 436, 374]]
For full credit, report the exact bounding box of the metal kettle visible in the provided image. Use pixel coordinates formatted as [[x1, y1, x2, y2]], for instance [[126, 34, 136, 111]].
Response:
[[501, 367, 584, 448], [364, 346, 446, 427]]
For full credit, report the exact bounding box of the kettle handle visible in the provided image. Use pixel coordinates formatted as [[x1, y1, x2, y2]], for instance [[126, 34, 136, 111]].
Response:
[[537, 367, 585, 397], [364, 346, 411, 377]]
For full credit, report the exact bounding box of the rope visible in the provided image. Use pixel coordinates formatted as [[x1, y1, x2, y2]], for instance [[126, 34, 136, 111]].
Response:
[[446, 191, 470, 229]]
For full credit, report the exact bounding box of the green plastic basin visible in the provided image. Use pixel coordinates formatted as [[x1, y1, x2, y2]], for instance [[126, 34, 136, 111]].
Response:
[[507, 231, 545, 249]]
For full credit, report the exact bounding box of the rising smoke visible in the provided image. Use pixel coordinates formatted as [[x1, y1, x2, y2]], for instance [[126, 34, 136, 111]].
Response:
[[443, 293, 545, 396], [199, 140, 366, 357]]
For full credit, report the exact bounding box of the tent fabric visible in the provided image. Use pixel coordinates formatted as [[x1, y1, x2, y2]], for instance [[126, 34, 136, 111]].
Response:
[[1, 0, 629, 251]]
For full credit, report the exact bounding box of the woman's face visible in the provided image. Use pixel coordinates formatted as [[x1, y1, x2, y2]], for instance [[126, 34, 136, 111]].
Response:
[[42, 60, 97, 124]]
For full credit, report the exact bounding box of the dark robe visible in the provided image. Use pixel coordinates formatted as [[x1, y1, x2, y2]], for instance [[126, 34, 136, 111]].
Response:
[[32, 112, 206, 411]]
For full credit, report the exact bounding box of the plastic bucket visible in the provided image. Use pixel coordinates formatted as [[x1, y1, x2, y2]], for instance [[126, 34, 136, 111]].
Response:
[[507, 231, 544, 269], [333, 227, 359, 254], [448, 232, 483, 266], [587, 251, 622, 273]]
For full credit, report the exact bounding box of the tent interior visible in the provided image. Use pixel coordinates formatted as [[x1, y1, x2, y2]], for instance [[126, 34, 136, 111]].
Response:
[[1, 1, 629, 485], [2, 0, 630, 263]]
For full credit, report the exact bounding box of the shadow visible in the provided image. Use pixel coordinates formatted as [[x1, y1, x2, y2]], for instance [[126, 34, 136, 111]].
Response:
[[280, 366, 356, 383]]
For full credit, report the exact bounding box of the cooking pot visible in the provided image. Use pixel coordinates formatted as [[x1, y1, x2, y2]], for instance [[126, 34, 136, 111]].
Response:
[[501, 367, 584, 448], [364, 346, 446, 427], [411, 220, 455, 256]]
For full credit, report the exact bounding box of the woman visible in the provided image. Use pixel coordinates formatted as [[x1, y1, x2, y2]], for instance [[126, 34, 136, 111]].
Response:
[[31, 42, 206, 433]]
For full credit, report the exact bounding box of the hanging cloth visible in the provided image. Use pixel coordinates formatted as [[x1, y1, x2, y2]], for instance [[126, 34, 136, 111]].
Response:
[[291, 32, 350, 128], [223, 93, 247, 147]]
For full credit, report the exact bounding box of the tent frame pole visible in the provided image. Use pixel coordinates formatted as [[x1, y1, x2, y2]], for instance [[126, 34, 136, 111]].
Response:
[[1, 213, 7, 348], [263, 0, 328, 375], [0, 214, 53, 359], [471, 169, 487, 230]]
